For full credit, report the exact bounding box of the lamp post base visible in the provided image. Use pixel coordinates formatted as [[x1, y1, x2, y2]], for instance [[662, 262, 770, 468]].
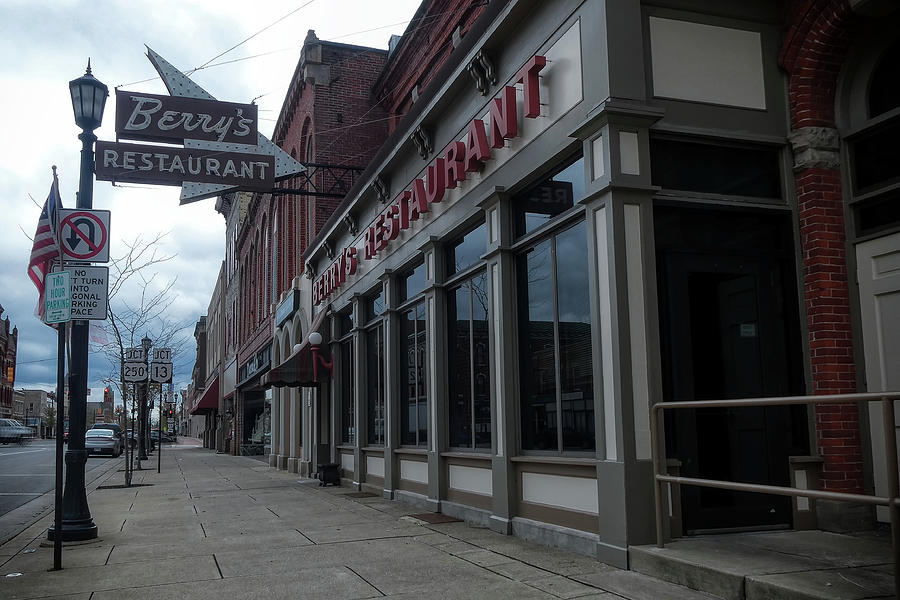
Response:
[[47, 521, 98, 542], [48, 448, 98, 542]]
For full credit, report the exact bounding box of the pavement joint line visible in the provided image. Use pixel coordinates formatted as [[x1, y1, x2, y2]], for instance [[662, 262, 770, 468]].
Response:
[[104, 545, 114, 566], [344, 564, 386, 597], [293, 529, 315, 545], [213, 553, 224, 579]]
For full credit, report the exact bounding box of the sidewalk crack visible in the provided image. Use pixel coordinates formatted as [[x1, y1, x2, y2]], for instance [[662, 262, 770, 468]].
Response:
[[345, 565, 385, 596], [213, 554, 224, 579]]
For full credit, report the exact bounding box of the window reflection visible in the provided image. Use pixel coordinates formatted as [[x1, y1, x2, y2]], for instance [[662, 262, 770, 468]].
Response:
[[518, 220, 594, 452], [401, 302, 428, 446], [514, 154, 585, 237], [448, 222, 487, 275], [448, 271, 491, 450], [366, 324, 385, 446]]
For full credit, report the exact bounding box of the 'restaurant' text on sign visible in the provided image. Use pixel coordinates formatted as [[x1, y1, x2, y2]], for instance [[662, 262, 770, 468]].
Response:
[[94, 141, 274, 190]]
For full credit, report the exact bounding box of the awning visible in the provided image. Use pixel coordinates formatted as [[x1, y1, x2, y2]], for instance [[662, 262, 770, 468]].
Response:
[[260, 307, 330, 388], [189, 375, 219, 415]]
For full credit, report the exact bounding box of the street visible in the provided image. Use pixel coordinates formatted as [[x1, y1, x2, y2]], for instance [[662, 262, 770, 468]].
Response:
[[0, 439, 120, 518]]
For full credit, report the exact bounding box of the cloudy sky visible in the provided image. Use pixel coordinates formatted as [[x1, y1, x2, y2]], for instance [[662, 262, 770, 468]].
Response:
[[1, 0, 420, 402]]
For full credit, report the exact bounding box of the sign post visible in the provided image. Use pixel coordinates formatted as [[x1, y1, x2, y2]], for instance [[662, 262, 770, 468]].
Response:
[[123, 347, 148, 476], [150, 348, 173, 474]]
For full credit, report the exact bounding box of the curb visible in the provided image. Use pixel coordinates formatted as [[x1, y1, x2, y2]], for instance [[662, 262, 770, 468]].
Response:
[[0, 452, 127, 547]]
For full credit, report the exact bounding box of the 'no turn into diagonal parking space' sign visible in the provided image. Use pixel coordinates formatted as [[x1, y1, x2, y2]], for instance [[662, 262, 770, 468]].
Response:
[[60, 209, 110, 263]]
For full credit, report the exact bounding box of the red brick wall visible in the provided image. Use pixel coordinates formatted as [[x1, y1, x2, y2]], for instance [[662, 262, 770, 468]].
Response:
[[375, 0, 487, 132], [271, 38, 390, 307], [780, 0, 861, 493]]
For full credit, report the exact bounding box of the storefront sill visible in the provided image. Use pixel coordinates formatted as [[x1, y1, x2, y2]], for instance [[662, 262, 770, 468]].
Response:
[[361, 447, 385, 454], [510, 455, 598, 467], [395, 447, 428, 457], [440, 451, 492, 461]]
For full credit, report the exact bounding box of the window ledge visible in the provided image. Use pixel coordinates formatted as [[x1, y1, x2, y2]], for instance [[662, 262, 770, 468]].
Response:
[[510, 455, 598, 467], [441, 451, 492, 460], [395, 447, 428, 456]]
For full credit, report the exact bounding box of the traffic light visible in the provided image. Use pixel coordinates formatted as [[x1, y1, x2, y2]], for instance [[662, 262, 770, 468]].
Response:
[[167, 408, 174, 418]]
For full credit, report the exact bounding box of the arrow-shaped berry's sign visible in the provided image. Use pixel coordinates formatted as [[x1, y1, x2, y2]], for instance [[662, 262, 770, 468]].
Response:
[[115, 90, 258, 145], [94, 47, 305, 204]]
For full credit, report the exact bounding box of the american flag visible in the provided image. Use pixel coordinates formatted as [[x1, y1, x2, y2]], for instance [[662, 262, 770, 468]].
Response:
[[27, 169, 63, 319]]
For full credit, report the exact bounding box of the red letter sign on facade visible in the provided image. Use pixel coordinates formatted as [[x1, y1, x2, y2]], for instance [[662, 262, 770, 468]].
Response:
[[425, 157, 446, 205], [444, 141, 466, 189], [489, 86, 518, 148], [464, 119, 491, 172], [515, 55, 546, 118]]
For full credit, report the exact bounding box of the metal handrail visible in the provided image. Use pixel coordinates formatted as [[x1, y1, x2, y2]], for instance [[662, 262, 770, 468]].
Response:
[[650, 391, 900, 595]]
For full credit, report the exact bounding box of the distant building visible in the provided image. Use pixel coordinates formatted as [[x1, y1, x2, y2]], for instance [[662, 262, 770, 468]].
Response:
[[11, 389, 24, 422], [22, 389, 50, 437], [0, 304, 18, 419]]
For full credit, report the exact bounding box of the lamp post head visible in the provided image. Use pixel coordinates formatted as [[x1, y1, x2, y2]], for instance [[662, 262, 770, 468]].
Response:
[[308, 331, 323, 347], [69, 60, 108, 132]]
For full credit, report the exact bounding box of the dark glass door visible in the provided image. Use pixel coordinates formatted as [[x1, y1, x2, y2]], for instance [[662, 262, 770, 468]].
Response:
[[655, 206, 808, 533]]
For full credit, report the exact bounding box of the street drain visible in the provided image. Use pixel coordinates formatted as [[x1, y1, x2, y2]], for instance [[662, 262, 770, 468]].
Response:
[[409, 513, 460, 524]]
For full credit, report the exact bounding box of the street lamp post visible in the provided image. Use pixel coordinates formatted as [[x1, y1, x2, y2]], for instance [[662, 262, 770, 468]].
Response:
[[49, 61, 107, 542], [139, 335, 151, 460]]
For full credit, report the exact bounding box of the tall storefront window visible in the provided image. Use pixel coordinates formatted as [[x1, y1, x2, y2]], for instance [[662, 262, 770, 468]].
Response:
[[401, 302, 428, 446], [339, 311, 354, 444], [365, 292, 385, 446], [518, 220, 594, 452], [448, 271, 491, 449], [514, 155, 585, 238]]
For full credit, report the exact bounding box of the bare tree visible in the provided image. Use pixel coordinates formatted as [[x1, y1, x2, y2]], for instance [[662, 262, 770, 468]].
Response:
[[95, 233, 192, 412]]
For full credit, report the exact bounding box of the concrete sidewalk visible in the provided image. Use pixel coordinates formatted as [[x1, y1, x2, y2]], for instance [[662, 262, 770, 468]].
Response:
[[0, 444, 719, 600]]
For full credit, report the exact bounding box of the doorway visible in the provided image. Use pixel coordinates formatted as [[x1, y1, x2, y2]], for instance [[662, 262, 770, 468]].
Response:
[[655, 205, 808, 533]]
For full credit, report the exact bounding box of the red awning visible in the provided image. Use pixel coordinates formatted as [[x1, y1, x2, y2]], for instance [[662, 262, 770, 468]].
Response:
[[189, 376, 219, 415], [260, 307, 330, 388]]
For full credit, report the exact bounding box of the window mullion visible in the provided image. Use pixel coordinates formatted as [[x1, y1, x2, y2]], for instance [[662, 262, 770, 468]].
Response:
[[551, 236, 562, 453], [469, 282, 476, 451]]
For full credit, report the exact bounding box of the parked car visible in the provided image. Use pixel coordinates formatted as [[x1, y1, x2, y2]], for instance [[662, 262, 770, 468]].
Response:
[[126, 430, 154, 450], [85, 428, 122, 457], [91, 422, 124, 442], [0, 419, 32, 445], [151, 429, 175, 443]]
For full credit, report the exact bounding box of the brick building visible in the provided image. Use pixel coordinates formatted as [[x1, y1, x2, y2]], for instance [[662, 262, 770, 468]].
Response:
[[252, 0, 900, 568], [232, 31, 392, 459], [0, 304, 18, 419]]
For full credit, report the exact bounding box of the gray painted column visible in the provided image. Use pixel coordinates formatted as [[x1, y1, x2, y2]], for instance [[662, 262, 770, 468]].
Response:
[[380, 270, 398, 499], [421, 239, 446, 511], [483, 191, 519, 535], [350, 294, 364, 488], [573, 100, 666, 553]]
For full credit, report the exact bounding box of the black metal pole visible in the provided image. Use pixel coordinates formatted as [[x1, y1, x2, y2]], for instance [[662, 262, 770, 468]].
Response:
[[139, 359, 148, 460], [158, 383, 162, 473], [51, 321, 66, 569], [50, 129, 98, 542]]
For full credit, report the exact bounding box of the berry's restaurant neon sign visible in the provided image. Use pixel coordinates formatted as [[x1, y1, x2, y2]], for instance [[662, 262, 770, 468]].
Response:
[[313, 55, 546, 306]]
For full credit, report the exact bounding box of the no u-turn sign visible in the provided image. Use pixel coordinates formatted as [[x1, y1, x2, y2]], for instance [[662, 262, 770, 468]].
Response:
[[59, 209, 110, 262]]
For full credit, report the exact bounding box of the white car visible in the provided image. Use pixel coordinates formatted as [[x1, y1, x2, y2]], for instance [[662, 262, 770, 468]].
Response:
[[85, 428, 123, 457], [0, 419, 33, 445]]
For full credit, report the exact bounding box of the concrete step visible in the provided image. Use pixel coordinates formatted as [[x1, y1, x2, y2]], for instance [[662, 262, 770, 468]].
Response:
[[629, 531, 893, 600], [573, 568, 727, 600]]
